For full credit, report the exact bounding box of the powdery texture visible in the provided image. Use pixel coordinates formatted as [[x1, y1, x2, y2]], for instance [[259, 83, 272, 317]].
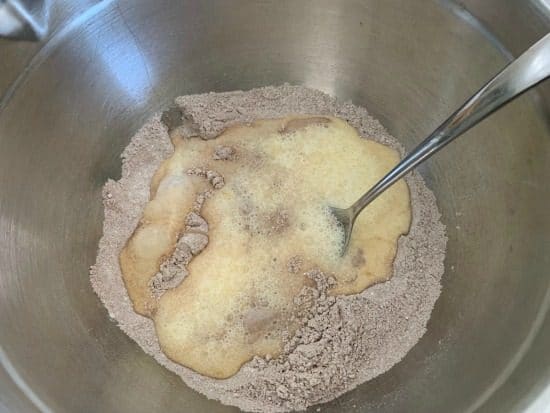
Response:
[[90, 84, 447, 412]]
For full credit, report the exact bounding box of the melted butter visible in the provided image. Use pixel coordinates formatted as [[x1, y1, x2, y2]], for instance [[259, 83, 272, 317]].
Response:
[[119, 116, 411, 378]]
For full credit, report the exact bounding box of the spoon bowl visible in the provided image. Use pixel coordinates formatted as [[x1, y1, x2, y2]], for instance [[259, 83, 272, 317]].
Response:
[[328, 206, 355, 255], [331, 32, 550, 256]]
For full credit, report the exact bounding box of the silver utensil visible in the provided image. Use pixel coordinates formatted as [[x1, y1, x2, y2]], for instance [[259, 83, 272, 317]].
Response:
[[331, 32, 550, 255]]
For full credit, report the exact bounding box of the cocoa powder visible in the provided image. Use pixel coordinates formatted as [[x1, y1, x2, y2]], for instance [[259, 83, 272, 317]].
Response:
[[90, 84, 447, 412]]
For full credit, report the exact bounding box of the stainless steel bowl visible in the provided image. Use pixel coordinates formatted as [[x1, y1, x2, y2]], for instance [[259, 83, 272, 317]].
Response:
[[1, 1, 550, 412]]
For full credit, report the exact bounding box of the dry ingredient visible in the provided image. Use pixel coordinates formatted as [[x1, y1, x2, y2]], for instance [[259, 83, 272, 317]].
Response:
[[90, 84, 446, 412]]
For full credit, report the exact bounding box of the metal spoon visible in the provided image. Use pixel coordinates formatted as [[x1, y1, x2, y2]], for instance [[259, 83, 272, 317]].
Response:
[[330, 32, 550, 256]]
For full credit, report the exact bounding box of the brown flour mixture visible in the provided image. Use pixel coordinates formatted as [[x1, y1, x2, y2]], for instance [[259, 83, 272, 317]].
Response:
[[90, 85, 447, 412]]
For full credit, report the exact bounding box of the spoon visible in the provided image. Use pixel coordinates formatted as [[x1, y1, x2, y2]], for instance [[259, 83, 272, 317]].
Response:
[[330, 32, 550, 256]]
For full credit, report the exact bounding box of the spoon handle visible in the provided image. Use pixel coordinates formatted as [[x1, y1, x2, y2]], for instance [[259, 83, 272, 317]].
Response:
[[350, 32, 550, 217]]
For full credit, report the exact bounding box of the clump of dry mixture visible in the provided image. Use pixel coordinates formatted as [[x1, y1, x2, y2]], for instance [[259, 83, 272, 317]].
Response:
[[90, 84, 447, 412]]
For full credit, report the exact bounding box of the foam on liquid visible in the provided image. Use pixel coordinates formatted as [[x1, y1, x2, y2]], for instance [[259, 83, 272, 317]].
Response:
[[119, 116, 411, 378]]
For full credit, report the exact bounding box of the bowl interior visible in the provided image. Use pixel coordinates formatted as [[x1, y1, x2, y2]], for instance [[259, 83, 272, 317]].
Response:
[[1, 1, 550, 412]]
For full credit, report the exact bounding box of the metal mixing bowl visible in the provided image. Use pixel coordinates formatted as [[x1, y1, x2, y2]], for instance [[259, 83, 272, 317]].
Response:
[[1, 1, 550, 412]]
